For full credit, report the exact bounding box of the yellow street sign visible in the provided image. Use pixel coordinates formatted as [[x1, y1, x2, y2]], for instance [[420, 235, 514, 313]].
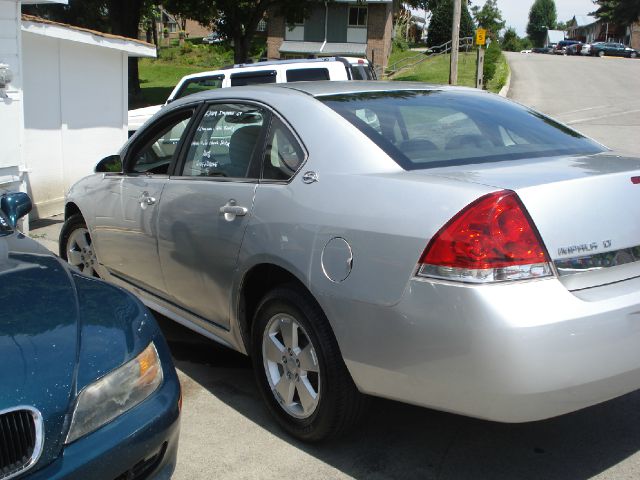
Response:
[[476, 28, 487, 46]]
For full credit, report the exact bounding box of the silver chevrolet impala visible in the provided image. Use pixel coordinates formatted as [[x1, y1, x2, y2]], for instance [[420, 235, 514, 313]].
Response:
[[60, 81, 640, 441]]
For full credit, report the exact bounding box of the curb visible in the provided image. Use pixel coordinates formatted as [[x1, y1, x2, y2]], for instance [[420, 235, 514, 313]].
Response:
[[499, 61, 511, 97]]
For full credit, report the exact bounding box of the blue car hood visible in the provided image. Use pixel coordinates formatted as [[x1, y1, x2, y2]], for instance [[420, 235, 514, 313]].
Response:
[[0, 233, 158, 469], [0, 234, 79, 464]]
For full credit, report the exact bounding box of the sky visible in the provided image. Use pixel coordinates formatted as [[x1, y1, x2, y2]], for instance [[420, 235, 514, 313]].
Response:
[[469, 0, 598, 36]]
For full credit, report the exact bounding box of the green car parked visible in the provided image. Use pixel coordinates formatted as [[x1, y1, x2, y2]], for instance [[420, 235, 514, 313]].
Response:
[[591, 42, 639, 58]]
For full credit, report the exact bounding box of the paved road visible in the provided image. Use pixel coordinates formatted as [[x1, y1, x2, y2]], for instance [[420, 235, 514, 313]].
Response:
[[30, 57, 640, 479], [506, 52, 640, 157]]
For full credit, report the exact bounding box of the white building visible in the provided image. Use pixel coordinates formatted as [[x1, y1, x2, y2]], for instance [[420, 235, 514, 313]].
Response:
[[0, 0, 156, 221]]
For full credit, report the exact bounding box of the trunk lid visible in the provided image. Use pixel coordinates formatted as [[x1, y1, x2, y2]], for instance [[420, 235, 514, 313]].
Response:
[[417, 153, 640, 290]]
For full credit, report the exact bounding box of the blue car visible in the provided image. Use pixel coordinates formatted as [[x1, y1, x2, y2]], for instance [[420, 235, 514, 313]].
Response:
[[0, 192, 181, 479]]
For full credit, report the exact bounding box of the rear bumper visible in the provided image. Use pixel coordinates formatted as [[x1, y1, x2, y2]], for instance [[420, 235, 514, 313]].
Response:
[[330, 275, 640, 422], [27, 368, 181, 480]]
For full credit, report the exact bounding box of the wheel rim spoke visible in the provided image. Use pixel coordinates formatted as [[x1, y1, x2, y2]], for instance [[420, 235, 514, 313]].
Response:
[[75, 232, 90, 249], [275, 375, 295, 404], [280, 318, 298, 350], [298, 344, 319, 373], [296, 377, 318, 414], [264, 334, 285, 363], [67, 250, 83, 266]]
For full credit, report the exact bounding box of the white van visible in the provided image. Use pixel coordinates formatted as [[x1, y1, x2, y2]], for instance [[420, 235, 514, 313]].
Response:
[[128, 57, 376, 134]]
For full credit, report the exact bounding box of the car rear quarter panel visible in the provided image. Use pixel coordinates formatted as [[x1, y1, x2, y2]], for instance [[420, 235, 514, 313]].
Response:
[[241, 96, 495, 353]]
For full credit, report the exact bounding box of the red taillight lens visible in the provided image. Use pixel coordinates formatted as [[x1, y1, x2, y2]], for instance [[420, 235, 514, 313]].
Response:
[[418, 190, 551, 283]]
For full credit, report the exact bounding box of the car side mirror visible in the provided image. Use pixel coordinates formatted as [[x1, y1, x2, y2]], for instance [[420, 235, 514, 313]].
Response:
[[0, 192, 32, 228], [95, 154, 123, 173]]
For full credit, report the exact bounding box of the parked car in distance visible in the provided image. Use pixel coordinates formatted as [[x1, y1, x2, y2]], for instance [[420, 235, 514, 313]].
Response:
[[520, 49, 532, 54], [531, 47, 547, 53], [554, 40, 581, 55], [202, 32, 224, 44], [127, 57, 377, 134], [63, 81, 640, 442], [564, 42, 583, 55], [591, 42, 639, 58], [0, 191, 181, 479]]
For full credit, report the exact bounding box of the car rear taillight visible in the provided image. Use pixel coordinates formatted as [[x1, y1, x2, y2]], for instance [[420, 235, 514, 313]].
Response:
[[417, 190, 553, 283]]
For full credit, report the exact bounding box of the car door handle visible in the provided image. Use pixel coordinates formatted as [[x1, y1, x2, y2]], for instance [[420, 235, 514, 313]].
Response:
[[139, 191, 156, 208], [219, 205, 248, 216], [220, 200, 249, 220]]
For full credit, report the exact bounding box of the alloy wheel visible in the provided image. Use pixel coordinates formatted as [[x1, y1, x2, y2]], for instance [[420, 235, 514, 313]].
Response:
[[66, 228, 99, 277], [262, 313, 320, 419]]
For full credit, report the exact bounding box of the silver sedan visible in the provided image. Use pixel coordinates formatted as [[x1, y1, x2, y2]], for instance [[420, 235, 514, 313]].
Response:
[[60, 81, 640, 441]]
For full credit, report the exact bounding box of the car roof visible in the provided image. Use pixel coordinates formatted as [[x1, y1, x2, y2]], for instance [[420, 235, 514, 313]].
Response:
[[163, 81, 486, 113]]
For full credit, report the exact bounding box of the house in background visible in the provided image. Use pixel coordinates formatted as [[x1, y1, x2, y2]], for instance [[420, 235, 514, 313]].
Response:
[[0, 0, 155, 222], [267, 0, 393, 74], [567, 14, 630, 45]]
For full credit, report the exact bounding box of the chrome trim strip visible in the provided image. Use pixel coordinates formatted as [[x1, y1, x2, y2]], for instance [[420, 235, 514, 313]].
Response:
[[555, 246, 640, 276], [0, 406, 44, 480]]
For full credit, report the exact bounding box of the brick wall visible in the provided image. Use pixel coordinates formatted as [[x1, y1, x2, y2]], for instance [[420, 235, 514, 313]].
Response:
[[366, 3, 392, 72], [267, 10, 285, 60], [631, 21, 640, 50]]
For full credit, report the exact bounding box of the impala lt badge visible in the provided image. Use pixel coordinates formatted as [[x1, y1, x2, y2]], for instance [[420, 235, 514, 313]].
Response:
[[558, 240, 613, 256]]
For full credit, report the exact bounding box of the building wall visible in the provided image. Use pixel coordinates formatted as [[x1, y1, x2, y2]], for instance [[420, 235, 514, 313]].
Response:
[[185, 19, 210, 38], [0, 0, 24, 193], [22, 32, 128, 218], [366, 3, 392, 71], [631, 21, 640, 50], [267, 10, 285, 60]]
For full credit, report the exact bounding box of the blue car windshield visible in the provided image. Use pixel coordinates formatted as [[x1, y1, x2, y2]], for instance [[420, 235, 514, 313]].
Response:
[[319, 90, 605, 170]]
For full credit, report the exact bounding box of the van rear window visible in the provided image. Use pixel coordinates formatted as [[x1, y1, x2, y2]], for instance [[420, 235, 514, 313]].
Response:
[[230, 71, 277, 86], [286, 68, 330, 82]]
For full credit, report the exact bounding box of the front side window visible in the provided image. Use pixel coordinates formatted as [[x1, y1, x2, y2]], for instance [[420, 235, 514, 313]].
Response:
[[182, 104, 266, 179], [320, 90, 605, 170], [128, 111, 194, 174], [174, 76, 224, 101], [349, 7, 367, 27], [262, 117, 304, 181]]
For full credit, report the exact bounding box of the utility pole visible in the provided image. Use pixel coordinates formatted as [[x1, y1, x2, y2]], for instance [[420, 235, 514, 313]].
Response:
[[449, 0, 462, 85]]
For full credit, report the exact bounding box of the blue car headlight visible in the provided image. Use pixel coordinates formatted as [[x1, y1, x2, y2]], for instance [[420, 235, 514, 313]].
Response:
[[66, 342, 163, 443]]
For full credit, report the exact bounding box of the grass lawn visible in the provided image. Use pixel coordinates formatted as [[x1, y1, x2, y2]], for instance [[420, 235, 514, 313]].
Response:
[[132, 40, 264, 109], [133, 61, 211, 108], [391, 52, 478, 88]]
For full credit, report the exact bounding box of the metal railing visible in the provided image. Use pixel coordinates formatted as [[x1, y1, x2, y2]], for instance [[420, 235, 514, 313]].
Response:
[[386, 36, 474, 77]]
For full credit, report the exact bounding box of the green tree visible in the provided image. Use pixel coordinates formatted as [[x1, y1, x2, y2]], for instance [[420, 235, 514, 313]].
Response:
[[526, 0, 557, 47], [501, 27, 520, 51], [426, 0, 475, 47], [470, 0, 505, 39], [593, 0, 640, 26], [168, 0, 324, 64]]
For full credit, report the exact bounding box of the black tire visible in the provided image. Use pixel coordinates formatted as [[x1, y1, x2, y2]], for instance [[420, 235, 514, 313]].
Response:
[[59, 213, 100, 277], [251, 285, 366, 441]]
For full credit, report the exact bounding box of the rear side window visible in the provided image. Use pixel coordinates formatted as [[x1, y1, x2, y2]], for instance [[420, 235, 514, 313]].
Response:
[[262, 117, 304, 181], [350, 64, 375, 80], [286, 68, 330, 82], [320, 90, 605, 170], [174, 76, 224, 101], [231, 71, 277, 86]]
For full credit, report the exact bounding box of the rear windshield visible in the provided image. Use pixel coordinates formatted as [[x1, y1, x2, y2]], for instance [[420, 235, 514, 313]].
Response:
[[320, 90, 605, 170]]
